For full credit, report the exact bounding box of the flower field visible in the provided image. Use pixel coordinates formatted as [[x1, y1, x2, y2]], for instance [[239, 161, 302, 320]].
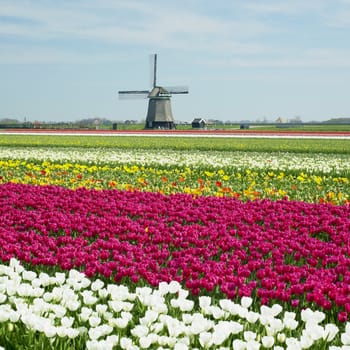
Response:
[[0, 147, 349, 204], [0, 135, 350, 349]]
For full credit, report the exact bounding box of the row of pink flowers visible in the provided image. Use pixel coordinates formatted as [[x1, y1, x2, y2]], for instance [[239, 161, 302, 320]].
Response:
[[1, 183, 350, 320]]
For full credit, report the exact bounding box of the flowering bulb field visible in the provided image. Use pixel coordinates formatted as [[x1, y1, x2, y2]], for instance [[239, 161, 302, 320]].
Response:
[[0, 135, 350, 349], [0, 146, 349, 204]]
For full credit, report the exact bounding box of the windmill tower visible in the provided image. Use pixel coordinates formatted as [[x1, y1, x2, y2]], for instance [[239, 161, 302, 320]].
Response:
[[118, 54, 188, 129]]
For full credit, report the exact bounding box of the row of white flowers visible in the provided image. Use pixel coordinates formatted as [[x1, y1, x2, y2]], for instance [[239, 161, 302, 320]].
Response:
[[0, 147, 349, 174], [0, 259, 349, 350]]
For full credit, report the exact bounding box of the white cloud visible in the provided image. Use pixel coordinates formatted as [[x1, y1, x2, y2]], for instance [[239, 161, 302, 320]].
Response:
[[0, 0, 349, 69], [244, 0, 330, 15]]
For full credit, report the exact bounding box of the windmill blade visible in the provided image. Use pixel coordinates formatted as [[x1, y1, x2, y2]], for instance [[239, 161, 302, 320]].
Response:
[[118, 90, 149, 99], [149, 53, 157, 88], [165, 86, 189, 94]]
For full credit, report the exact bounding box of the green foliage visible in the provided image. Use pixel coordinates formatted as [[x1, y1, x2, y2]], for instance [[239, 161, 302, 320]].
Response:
[[1, 135, 350, 154]]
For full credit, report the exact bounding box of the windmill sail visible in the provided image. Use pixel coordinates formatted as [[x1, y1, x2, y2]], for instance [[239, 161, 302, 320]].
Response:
[[118, 90, 149, 99]]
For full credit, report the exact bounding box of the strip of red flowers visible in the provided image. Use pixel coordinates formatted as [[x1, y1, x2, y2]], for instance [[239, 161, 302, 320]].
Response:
[[1, 183, 349, 321]]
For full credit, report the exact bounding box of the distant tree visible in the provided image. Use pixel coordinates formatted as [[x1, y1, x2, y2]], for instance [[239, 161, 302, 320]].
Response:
[[324, 117, 350, 124], [0, 118, 19, 124], [289, 116, 302, 123]]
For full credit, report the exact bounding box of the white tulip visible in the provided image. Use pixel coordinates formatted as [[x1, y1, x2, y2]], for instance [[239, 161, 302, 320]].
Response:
[[174, 343, 189, 350], [110, 317, 129, 329], [61, 316, 74, 328], [51, 304, 66, 318], [305, 323, 324, 341], [228, 320, 243, 334], [91, 279, 104, 291], [189, 313, 213, 334], [246, 311, 260, 324], [284, 317, 299, 330], [9, 310, 20, 323], [140, 309, 159, 325], [269, 317, 284, 334], [89, 315, 101, 328], [178, 289, 189, 299], [86, 339, 115, 350], [241, 296, 253, 309], [158, 335, 171, 346], [150, 321, 164, 333], [135, 286, 152, 301], [78, 326, 88, 336], [199, 296, 211, 310], [301, 308, 325, 324], [271, 303, 283, 317], [98, 288, 109, 299], [237, 305, 248, 319], [43, 324, 57, 338], [54, 272, 66, 285], [153, 301, 168, 314], [80, 306, 93, 322], [219, 299, 235, 313], [246, 339, 260, 350], [0, 293, 6, 303], [66, 299, 81, 311], [346, 323, 350, 334], [178, 298, 194, 312], [277, 332, 286, 343], [131, 325, 149, 338], [38, 272, 51, 286], [300, 332, 314, 348], [109, 300, 124, 312], [168, 281, 181, 293], [31, 278, 42, 288], [260, 305, 274, 318], [6, 281, 18, 296], [121, 311, 133, 321], [22, 270, 37, 281], [210, 305, 225, 319], [96, 304, 108, 315], [9, 258, 24, 273], [341, 332, 350, 345], [262, 335, 274, 348], [122, 301, 134, 312], [244, 331, 257, 341], [0, 309, 10, 322], [65, 327, 80, 339], [158, 281, 170, 295], [285, 337, 302, 350], [232, 339, 246, 350], [139, 334, 158, 349], [170, 299, 179, 308], [323, 324, 339, 342], [212, 321, 231, 345], [284, 311, 297, 320], [88, 324, 113, 340], [182, 313, 193, 324], [106, 334, 119, 345], [81, 290, 98, 305], [199, 331, 212, 347]]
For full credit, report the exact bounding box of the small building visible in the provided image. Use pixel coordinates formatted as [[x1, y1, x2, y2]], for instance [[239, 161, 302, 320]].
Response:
[[192, 118, 207, 129], [240, 123, 249, 129]]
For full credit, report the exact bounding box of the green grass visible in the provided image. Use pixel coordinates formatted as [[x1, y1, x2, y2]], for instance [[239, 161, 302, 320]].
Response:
[[0, 134, 350, 154]]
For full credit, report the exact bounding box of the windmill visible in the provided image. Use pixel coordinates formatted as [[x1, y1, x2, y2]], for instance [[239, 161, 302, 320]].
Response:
[[118, 54, 188, 129]]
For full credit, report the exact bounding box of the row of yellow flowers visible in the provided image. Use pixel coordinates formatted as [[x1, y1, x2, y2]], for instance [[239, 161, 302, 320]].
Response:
[[0, 159, 348, 205]]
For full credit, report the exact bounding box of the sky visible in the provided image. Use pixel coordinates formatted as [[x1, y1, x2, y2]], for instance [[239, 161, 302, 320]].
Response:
[[0, 0, 350, 123]]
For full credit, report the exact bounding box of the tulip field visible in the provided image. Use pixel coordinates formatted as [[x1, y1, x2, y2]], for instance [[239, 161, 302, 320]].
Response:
[[0, 134, 350, 349]]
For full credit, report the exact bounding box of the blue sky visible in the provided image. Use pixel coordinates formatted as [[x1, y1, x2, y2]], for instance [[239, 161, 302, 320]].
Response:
[[0, 0, 349, 123]]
